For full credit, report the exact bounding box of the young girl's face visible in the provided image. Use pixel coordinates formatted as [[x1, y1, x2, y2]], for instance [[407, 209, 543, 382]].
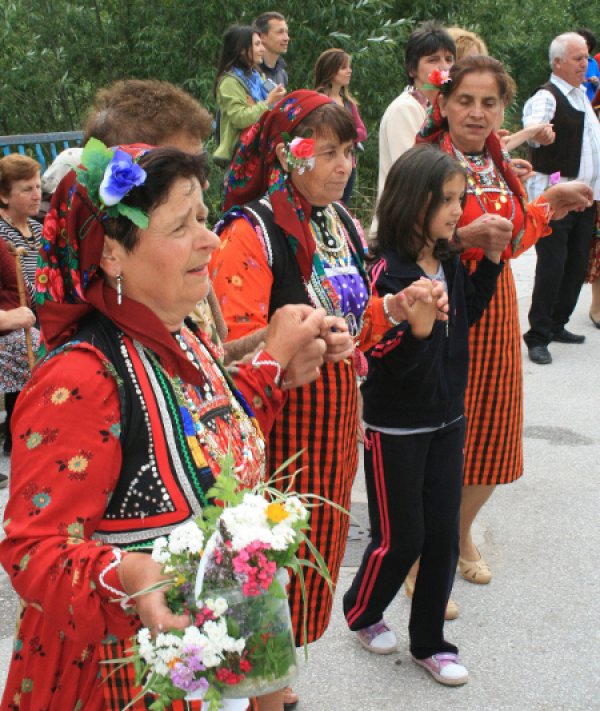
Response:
[[333, 60, 352, 88], [426, 173, 465, 241]]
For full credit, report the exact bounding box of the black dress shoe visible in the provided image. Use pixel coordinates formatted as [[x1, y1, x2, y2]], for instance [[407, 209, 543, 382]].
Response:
[[552, 329, 585, 344], [590, 312, 600, 329], [528, 345, 552, 364]]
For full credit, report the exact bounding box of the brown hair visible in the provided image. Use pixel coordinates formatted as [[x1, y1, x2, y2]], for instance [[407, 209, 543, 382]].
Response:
[[313, 48, 358, 105], [254, 11, 286, 35], [442, 54, 515, 105], [446, 27, 488, 61], [82, 79, 213, 147], [0, 154, 41, 206], [292, 102, 357, 144]]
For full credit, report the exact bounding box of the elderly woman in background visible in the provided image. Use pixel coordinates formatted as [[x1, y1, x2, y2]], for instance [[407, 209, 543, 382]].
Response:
[[0, 144, 331, 711], [214, 25, 286, 167], [0, 154, 43, 454], [417, 55, 592, 585], [211, 90, 447, 684]]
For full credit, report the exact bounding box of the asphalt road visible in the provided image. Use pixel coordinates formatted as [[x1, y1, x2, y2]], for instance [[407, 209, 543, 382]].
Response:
[[1, 247, 599, 710]]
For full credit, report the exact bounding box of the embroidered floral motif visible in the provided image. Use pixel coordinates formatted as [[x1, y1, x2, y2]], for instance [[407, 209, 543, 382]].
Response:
[[279, 97, 302, 121], [20, 427, 58, 450], [56, 450, 92, 480], [31, 492, 51, 510]]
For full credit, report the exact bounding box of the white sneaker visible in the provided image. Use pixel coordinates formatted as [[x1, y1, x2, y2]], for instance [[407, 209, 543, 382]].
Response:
[[412, 652, 469, 685], [356, 620, 398, 654]]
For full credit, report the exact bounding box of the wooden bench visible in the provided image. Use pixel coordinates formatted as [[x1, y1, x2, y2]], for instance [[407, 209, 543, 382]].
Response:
[[0, 131, 83, 173]]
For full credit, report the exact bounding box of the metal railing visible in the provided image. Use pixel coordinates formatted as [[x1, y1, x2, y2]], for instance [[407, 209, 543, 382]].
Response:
[[0, 131, 83, 173]]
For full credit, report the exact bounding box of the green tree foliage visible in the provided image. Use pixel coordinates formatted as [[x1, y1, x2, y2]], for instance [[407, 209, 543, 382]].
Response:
[[1, 0, 597, 217]]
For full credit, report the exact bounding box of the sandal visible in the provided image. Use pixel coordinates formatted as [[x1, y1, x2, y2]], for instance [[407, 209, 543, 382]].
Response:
[[458, 550, 492, 584], [404, 577, 459, 620], [283, 686, 299, 709]]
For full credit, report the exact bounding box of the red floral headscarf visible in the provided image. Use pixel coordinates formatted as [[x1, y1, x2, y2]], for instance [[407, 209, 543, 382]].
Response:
[[222, 90, 333, 280], [35, 144, 213, 386]]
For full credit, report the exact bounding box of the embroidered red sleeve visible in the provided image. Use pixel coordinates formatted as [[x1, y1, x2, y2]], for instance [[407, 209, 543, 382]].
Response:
[[0, 348, 139, 643]]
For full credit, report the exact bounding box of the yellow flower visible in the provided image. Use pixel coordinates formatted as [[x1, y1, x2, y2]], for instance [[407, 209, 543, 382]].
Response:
[[68, 455, 89, 473], [174, 573, 186, 587], [51, 387, 70, 405], [266, 502, 289, 523]]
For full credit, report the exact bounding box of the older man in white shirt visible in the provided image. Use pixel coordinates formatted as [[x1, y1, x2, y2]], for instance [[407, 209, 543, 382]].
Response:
[[522, 32, 600, 365]]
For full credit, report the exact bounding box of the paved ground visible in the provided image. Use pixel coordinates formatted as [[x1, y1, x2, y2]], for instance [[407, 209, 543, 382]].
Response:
[[1, 248, 599, 709]]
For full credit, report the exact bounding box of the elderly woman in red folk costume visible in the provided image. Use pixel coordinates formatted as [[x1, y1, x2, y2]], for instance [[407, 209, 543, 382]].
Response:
[[210, 90, 448, 708], [417, 55, 591, 586], [0, 141, 337, 711]]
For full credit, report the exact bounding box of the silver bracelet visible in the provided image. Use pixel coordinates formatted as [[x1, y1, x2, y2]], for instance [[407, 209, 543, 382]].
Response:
[[383, 293, 402, 326]]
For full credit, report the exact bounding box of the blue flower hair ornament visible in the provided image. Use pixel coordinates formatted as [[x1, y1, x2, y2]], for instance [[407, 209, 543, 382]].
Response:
[[75, 138, 150, 229]]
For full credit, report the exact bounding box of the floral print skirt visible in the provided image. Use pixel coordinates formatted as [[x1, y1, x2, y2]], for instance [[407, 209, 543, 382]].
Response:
[[0, 328, 39, 392]]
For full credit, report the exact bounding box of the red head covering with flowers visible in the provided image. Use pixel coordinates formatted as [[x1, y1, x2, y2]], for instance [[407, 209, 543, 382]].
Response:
[[35, 141, 212, 385], [222, 89, 333, 281]]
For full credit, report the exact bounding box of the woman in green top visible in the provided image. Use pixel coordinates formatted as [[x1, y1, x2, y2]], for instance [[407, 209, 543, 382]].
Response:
[[214, 25, 286, 166]]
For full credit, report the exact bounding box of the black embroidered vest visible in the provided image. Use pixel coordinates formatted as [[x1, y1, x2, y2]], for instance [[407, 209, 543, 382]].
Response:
[[529, 82, 585, 178]]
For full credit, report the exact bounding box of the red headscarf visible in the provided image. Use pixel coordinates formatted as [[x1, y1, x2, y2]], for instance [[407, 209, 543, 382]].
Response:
[[36, 145, 212, 386], [222, 90, 333, 280]]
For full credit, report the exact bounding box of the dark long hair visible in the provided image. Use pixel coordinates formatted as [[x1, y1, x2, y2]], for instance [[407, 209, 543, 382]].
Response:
[[214, 25, 257, 94], [372, 144, 465, 262]]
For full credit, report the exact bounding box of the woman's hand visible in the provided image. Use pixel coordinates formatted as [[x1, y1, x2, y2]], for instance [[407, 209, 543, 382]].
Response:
[[542, 181, 594, 220], [264, 304, 327, 371], [456, 214, 513, 253], [118, 552, 189, 635], [0, 306, 36, 332], [509, 158, 535, 184], [501, 122, 555, 152], [266, 84, 286, 108], [320, 316, 355, 363]]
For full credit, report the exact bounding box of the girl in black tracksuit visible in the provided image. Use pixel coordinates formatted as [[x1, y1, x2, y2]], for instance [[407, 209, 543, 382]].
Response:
[[343, 145, 504, 685]]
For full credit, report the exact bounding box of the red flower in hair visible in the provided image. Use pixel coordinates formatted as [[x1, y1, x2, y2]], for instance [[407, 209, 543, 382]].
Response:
[[427, 68, 451, 88]]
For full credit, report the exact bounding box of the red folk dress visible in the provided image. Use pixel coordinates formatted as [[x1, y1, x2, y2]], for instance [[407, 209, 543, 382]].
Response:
[[0, 327, 283, 711], [442, 137, 552, 486], [211, 208, 386, 645]]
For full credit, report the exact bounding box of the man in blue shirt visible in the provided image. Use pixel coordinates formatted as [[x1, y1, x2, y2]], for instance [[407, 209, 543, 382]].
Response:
[[577, 28, 600, 101]]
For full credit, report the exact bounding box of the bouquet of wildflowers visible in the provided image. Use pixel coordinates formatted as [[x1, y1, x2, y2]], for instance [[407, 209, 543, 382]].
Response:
[[119, 453, 330, 711]]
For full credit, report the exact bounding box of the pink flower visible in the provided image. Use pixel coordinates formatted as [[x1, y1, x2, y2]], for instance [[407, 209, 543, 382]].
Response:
[[549, 171, 561, 186], [289, 137, 315, 159]]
